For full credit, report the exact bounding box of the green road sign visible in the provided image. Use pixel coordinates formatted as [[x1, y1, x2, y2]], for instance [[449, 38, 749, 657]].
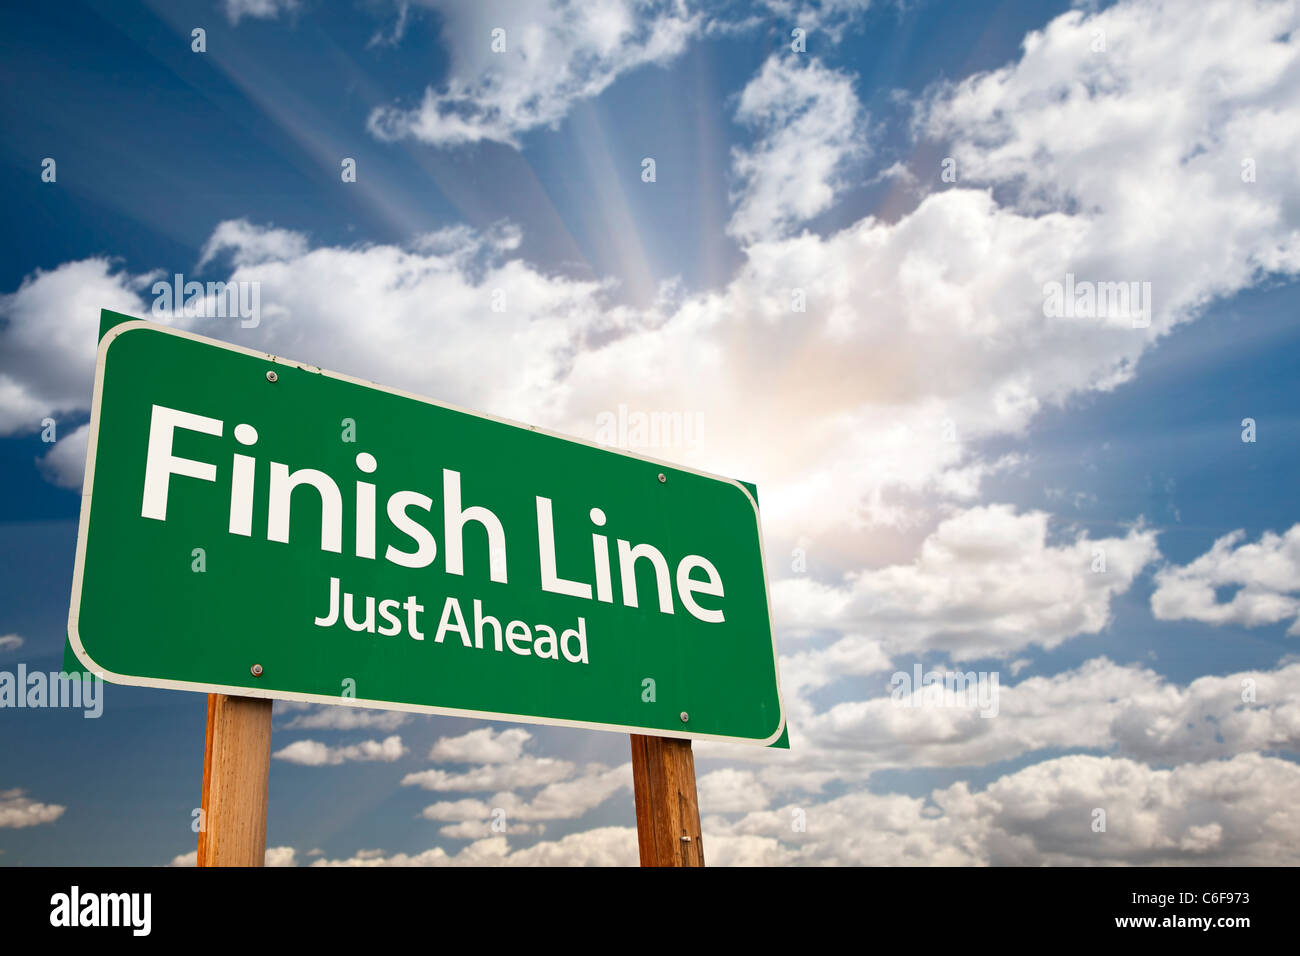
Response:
[[68, 313, 786, 745]]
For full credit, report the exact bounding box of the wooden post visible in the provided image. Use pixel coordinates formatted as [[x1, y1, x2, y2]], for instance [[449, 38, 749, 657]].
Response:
[[629, 734, 704, 866], [197, 693, 274, 867]]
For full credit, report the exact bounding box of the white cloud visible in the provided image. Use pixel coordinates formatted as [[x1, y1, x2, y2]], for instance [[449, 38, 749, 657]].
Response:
[[798, 657, 1300, 771], [36, 422, 89, 491], [308, 751, 1300, 866], [168, 846, 297, 866], [272, 735, 407, 766], [264, 845, 298, 866], [699, 656, 1300, 798], [503, 762, 632, 820], [697, 767, 770, 814], [0, 789, 65, 828], [1151, 525, 1300, 634], [486, 826, 636, 864], [407, 732, 626, 829], [0, 221, 611, 470], [728, 55, 864, 242], [368, 0, 700, 147], [778, 633, 891, 694], [256, 738, 1300, 868], [197, 217, 309, 268], [0, 258, 152, 435], [769, 632, 891, 731], [403, 756, 576, 791], [710, 752, 1300, 865], [282, 706, 410, 732], [417, 797, 493, 822], [437, 819, 545, 839], [310, 826, 637, 866], [223, 0, 299, 26], [775, 505, 1158, 661], [204, 749, 1300, 866], [0, 634, 24, 654], [427, 727, 533, 763], [958, 752, 1300, 865], [419, 762, 631, 822], [1108, 662, 1300, 763], [923, 0, 1300, 290]]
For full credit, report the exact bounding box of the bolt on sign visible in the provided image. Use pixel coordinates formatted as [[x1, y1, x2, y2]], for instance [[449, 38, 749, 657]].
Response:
[[68, 312, 786, 746]]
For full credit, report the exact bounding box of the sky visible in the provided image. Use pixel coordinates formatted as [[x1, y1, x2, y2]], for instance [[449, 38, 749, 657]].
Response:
[[2, 0, 1299, 866]]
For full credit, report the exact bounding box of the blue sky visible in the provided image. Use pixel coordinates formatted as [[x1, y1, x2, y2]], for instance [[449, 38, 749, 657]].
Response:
[[3, 0, 1300, 866]]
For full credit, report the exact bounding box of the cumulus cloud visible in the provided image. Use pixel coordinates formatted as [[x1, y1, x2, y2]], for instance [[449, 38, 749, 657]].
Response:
[[697, 767, 770, 814], [406, 729, 621, 828], [698, 656, 1300, 803], [775, 505, 1158, 661], [709, 752, 1300, 865], [0, 634, 24, 654], [304, 824, 810, 865], [419, 762, 631, 823], [426, 727, 533, 763], [798, 657, 1300, 771], [281, 706, 410, 732], [923, 0, 1300, 297], [168, 846, 297, 866], [311, 750, 1300, 865], [36, 422, 90, 491], [264, 845, 299, 866], [403, 756, 576, 792], [956, 752, 1300, 866], [500, 762, 632, 820], [310, 826, 638, 866], [367, 0, 699, 147], [0, 220, 611, 479], [1151, 524, 1300, 634], [776, 633, 892, 702], [197, 218, 310, 269], [0, 789, 66, 828], [437, 819, 545, 840], [0, 258, 152, 435], [728, 55, 864, 242], [272, 735, 407, 766]]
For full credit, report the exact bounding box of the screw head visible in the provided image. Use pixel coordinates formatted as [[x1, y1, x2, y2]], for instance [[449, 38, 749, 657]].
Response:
[[680, 711, 689, 722], [250, 664, 264, 677], [657, 473, 666, 483], [265, 370, 278, 383]]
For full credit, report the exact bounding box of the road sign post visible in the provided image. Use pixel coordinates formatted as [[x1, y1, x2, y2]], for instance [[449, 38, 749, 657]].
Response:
[[197, 693, 273, 867], [630, 734, 704, 866]]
